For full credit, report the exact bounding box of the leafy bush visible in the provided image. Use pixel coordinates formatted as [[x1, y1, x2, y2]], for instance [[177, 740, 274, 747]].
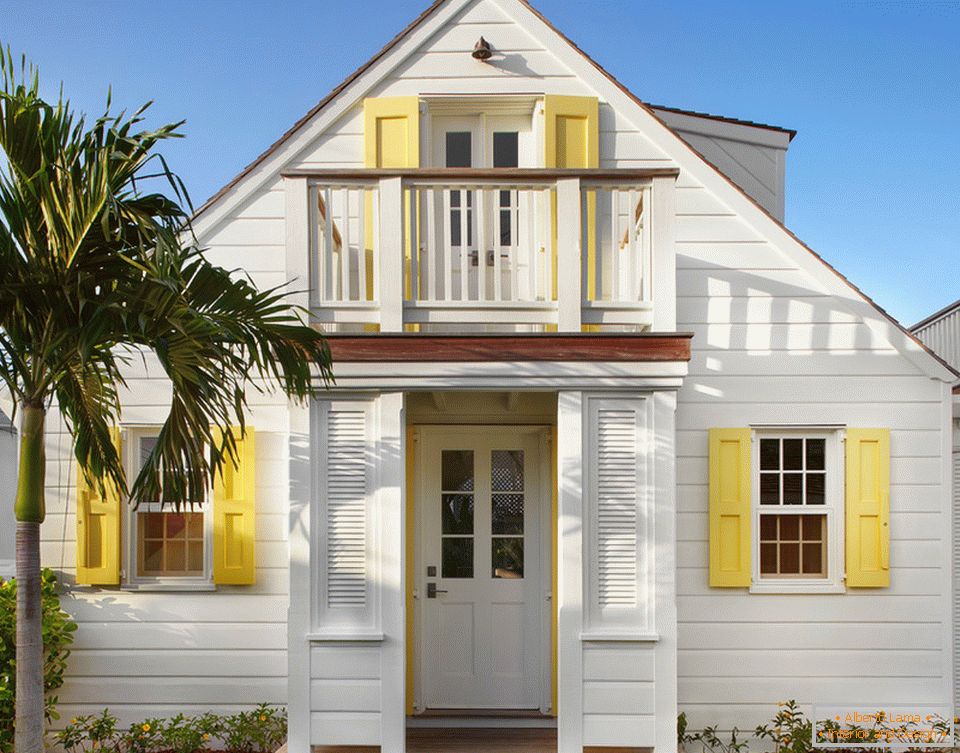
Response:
[[56, 705, 287, 753], [681, 700, 955, 753], [0, 567, 78, 752]]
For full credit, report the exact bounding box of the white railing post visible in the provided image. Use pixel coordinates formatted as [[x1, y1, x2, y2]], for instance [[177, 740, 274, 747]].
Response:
[[379, 176, 404, 332], [284, 176, 312, 312], [650, 174, 677, 331], [556, 177, 582, 332]]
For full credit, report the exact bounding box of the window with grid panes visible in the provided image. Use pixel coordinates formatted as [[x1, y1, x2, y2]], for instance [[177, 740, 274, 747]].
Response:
[[756, 433, 839, 583]]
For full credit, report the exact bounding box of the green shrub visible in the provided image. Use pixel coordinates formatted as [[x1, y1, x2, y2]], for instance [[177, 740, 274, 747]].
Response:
[[56, 705, 287, 753], [0, 567, 78, 752]]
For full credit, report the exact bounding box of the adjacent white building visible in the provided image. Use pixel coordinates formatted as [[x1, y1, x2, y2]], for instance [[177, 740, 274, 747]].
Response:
[[28, 2, 958, 752]]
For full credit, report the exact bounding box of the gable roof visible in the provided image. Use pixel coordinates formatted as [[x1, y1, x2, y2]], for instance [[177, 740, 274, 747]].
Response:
[[191, 0, 957, 384]]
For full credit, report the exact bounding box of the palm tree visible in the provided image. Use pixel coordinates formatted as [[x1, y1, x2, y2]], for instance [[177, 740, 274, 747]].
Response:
[[0, 52, 332, 752]]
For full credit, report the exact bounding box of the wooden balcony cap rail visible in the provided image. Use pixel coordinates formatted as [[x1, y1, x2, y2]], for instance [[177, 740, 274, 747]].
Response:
[[281, 167, 680, 183]]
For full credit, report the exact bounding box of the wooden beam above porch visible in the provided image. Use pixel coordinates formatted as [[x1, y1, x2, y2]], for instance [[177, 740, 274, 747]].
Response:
[[324, 333, 693, 363]]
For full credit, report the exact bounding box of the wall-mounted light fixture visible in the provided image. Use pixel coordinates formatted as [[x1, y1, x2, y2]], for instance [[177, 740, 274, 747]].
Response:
[[472, 37, 493, 62]]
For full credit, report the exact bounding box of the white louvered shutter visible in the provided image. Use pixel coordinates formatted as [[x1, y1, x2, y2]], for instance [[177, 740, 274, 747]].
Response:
[[317, 401, 377, 634], [585, 396, 654, 635]]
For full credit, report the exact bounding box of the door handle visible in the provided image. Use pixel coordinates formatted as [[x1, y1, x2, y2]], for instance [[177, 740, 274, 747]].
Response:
[[427, 582, 448, 599]]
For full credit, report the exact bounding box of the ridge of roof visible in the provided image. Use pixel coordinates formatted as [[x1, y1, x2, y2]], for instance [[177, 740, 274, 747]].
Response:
[[910, 298, 960, 332], [647, 102, 797, 141]]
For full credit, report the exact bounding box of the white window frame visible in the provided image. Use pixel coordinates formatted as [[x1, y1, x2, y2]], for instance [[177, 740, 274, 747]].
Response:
[[123, 427, 214, 590], [750, 427, 845, 594]]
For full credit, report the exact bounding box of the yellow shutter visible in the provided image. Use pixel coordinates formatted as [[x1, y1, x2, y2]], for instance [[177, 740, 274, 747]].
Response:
[[363, 96, 420, 313], [213, 427, 256, 585], [708, 428, 752, 587], [845, 428, 890, 587], [76, 427, 122, 585], [543, 95, 599, 312]]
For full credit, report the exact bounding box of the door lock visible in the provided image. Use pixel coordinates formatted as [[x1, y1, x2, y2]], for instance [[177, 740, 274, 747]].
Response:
[[427, 582, 448, 599]]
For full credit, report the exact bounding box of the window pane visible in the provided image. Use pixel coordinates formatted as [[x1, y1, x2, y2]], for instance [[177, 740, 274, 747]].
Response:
[[806, 473, 826, 505], [779, 543, 800, 574], [492, 494, 524, 535], [166, 541, 186, 572], [783, 439, 803, 470], [492, 537, 524, 578], [442, 494, 474, 535], [442, 450, 474, 491], [493, 132, 519, 168], [760, 438, 780, 470], [143, 539, 163, 572], [779, 515, 799, 541], [783, 473, 803, 504], [188, 542, 204, 573], [802, 514, 824, 540], [759, 515, 777, 540], [802, 543, 824, 575], [165, 513, 187, 539], [442, 538, 474, 578], [760, 543, 777, 574], [187, 513, 204, 538], [491, 450, 524, 491], [806, 438, 825, 470], [142, 512, 164, 539], [760, 473, 780, 505], [446, 132, 472, 168]]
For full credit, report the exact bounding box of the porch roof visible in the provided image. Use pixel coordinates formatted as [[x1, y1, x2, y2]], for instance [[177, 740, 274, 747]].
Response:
[[324, 332, 693, 363]]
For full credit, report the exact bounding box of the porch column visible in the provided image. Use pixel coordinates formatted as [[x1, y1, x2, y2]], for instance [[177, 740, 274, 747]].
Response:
[[378, 391, 407, 753], [556, 389, 680, 753], [557, 391, 584, 753]]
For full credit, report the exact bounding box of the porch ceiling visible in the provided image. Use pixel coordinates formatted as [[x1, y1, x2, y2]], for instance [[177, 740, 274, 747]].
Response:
[[324, 333, 693, 363]]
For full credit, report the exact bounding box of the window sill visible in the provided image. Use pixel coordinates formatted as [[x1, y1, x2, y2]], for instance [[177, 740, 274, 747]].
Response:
[[121, 582, 217, 592], [749, 582, 845, 594], [579, 631, 659, 642], [306, 631, 385, 642]]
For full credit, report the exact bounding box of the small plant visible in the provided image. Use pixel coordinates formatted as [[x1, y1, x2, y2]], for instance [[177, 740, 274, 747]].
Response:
[[0, 568, 78, 753], [220, 704, 288, 753], [55, 710, 122, 753], [679, 711, 749, 753], [755, 700, 813, 753], [55, 705, 287, 753]]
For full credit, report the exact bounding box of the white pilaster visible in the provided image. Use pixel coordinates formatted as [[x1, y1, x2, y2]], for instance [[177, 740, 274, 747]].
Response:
[[378, 392, 407, 753], [557, 390, 584, 753], [286, 400, 312, 753]]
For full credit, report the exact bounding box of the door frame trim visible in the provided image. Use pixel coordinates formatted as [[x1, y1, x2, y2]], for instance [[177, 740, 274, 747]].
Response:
[[411, 424, 553, 715]]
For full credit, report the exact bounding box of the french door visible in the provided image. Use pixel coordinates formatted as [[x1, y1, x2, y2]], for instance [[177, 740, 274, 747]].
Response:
[[416, 426, 548, 711]]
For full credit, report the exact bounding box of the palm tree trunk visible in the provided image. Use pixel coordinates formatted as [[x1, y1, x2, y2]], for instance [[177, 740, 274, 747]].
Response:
[[14, 403, 46, 753]]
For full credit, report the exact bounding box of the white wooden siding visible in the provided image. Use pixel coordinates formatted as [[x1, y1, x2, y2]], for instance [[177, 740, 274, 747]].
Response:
[[674, 214, 951, 730], [40, 358, 290, 726]]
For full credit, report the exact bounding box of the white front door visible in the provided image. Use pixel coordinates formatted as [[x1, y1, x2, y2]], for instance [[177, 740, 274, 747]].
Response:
[[417, 426, 548, 711]]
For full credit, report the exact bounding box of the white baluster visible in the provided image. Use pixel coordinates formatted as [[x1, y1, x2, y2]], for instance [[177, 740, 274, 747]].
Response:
[[476, 188, 488, 303], [426, 188, 437, 302], [322, 187, 334, 302], [442, 189, 453, 303], [459, 188, 469, 302], [340, 188, 351, 302], [357, 186, 367, 302], [509, 188, 519, 301]]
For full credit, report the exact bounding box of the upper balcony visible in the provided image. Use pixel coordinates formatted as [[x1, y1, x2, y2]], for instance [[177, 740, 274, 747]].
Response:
[[282, 168, 678, 333]]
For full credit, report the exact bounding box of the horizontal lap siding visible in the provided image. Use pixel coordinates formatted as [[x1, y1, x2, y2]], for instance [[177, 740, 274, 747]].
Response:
[[675, 179, 951, 732], [581, 644, 656, 747], [42, 397, 290, 726], [310, 646, 383, 745]]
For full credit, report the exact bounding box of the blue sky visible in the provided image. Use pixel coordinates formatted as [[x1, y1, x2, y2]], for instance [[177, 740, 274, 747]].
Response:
[[3, 0, 958, 326]]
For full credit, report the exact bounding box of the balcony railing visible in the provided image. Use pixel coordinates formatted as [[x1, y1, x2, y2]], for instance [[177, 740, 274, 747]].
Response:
[[284, 168, 678, 332]]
